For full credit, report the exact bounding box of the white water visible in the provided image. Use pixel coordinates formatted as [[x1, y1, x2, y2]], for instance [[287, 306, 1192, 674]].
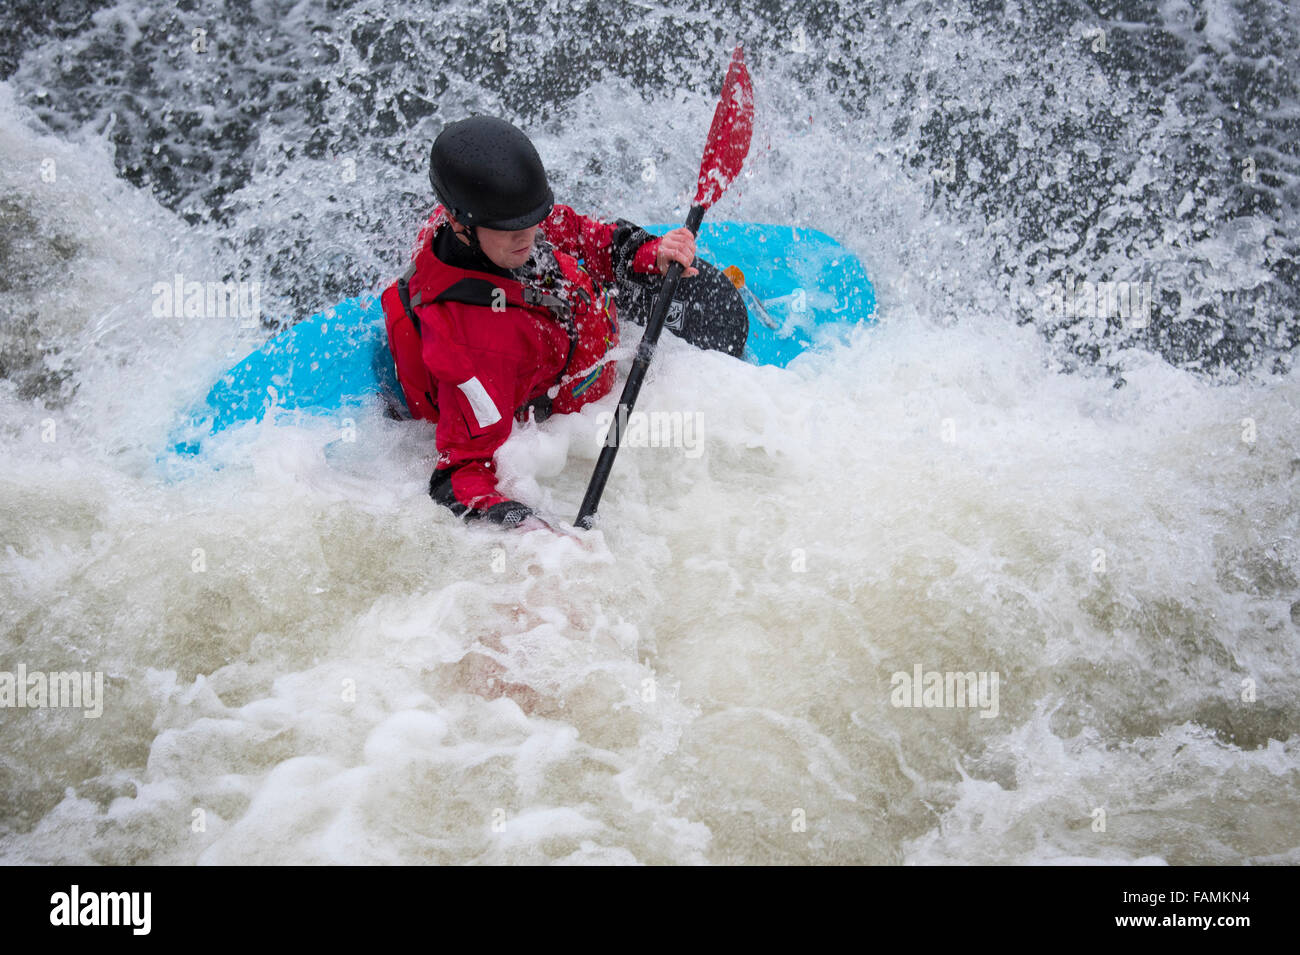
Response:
[[2, 21, 1299, 863]]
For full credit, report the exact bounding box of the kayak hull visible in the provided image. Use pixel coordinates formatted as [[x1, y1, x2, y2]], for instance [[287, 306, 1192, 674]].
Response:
[[169, 222, 875, 456]]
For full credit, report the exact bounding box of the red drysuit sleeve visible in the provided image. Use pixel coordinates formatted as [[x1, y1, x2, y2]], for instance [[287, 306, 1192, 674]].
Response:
[[420, 310, 515, 515], [541, 204, 662, 287], [430, 373, 514, 515]]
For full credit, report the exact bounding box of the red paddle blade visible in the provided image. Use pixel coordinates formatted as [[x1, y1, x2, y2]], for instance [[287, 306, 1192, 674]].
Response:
[[694, 45, 755, 209]]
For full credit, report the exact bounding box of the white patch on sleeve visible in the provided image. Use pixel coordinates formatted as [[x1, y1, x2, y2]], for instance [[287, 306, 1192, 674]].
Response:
[[458, 376, 502, 428]]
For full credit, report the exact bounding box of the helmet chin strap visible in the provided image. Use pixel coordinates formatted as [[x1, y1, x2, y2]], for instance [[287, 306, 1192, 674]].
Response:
[[450, 215, 483, 253]]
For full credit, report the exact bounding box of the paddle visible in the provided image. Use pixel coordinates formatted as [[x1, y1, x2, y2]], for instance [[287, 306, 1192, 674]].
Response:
[[575, 45, 755, 529]]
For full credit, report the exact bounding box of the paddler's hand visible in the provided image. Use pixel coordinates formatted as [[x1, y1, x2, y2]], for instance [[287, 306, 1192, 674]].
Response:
[[655, 228, 699, 277], [483, 500, 535, 528], [482, 501, 566, 535]]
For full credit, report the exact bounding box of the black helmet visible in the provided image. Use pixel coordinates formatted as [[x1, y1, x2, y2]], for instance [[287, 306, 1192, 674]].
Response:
[[429, 116, 554, 230]]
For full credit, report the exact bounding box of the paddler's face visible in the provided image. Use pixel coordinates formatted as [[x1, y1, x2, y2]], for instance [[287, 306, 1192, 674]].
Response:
[[453, 218, 537, 270]]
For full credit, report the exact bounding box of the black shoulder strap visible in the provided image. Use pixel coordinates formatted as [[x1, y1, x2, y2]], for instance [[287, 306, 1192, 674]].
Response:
[[396, 263, 420, 339], [436, 278, 510, 308], [400, 265, 582, 415], [397, 271, 507, 340]]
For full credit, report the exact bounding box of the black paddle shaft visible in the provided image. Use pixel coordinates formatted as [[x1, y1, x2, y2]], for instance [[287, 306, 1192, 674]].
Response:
[[575, 204, 706, 528]]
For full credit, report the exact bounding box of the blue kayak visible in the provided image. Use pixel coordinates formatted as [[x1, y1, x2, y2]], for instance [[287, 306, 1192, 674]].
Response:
[[169, 222, 874, 456]]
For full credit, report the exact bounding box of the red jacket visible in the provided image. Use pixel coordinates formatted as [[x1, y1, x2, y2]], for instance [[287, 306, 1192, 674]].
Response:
[[381, 204, 662, 518]]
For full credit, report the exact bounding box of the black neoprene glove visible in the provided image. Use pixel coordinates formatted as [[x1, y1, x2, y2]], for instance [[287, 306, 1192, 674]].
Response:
[[482, 500, 535, 527]]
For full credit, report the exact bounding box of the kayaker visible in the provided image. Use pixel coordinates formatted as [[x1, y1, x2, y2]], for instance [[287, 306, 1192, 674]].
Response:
[[380, 115, 701, 528]]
